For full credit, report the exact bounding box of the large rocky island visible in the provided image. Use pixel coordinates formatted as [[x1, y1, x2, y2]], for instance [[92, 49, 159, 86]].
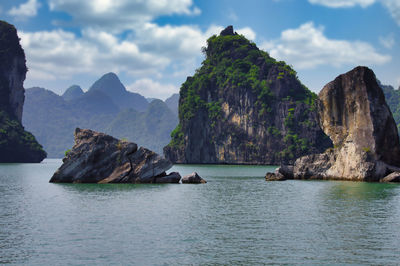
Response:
[[0, 20, 46, 163], [164, 26, 331, 165], [267, 66, 400, 182]]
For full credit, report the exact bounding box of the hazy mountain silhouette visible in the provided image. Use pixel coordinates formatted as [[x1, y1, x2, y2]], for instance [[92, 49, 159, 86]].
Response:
[[23, 73, 178, 157], [89, 72, 149, 111]]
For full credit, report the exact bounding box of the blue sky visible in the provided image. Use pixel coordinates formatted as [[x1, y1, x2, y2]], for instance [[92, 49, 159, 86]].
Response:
[[1, 0, 399, 99]]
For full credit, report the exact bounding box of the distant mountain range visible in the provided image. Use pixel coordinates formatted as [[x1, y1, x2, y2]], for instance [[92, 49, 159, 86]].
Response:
[[23, 73, 178, 158], [380, 81, 400, 133]]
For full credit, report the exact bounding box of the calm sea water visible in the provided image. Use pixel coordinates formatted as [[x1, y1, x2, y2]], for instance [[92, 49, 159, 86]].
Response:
[[1, 159, 400, 265]]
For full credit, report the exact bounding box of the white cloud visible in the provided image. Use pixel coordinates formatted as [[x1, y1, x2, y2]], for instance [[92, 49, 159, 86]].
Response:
[[135, 24, 254, 60], [20, 29, 169, 81], [236, 27, 257, 41], [136, 23, 212, 61], [20, 22, 257, 85], [308, 0, 400, 26], [8, 0, 41, 18], [379, 34, 395, 48], [382, 0, 400, 26], [48, 0, 200, 33], [261, 22, 391, 69], [308, 0, 375, 8], [19, 0, 258, 98], [127, 79, 178, 100]]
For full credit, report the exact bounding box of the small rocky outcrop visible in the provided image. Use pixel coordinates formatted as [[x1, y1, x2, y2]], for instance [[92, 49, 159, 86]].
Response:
[[181, 172, 207, 183], [380, 172, 400, 183], [50, 128, 180, 183], [265, 172, 286, 181], [267, 66, 400, 182], [164, 25, 331, 165], [0, 20, 46, 163]]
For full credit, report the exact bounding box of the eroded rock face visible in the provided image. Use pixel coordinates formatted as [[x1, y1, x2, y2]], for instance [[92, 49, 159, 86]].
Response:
[[268, 66, 400, 182], [50, 128, 179, 183], [319, 66, 400, 166], [0, 21, 26, 123]]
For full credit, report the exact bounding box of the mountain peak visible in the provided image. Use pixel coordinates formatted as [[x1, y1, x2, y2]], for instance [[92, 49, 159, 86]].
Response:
[[62, 85, 84, 101], [102, 72, 119, 80], [88, 72, 148, 111], [220, 25, 236, 36], [89, 72, 126, 94]]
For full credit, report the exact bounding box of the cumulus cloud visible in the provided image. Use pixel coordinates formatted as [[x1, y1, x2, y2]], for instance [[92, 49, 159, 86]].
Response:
[[19, 29, 169, 81], [135, 24, 255, 60], [48, 0, 200, 33], [127, 79, 178, 100], [19, 0, 259, 97], [379, 34, 395, 48], [21, 22, 257, 85], [8, 0, 41, 18], [308, 0, 400, 26], [261, 22, 391, 69], [236, 27, 257, 41]]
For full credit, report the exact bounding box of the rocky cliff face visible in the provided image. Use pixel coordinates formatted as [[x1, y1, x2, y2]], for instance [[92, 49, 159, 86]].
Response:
[[0, 21, 27, 122], [0, 20, 46, 163], [164, 26, 331, 164], [269, 66, 400, 181]]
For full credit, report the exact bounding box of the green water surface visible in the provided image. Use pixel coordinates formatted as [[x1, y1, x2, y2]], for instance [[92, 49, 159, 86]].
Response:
[[1, 160, 400, 265]]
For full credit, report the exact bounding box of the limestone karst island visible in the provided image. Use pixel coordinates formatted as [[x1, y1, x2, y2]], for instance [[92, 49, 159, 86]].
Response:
[[1, 0, 400, 264]]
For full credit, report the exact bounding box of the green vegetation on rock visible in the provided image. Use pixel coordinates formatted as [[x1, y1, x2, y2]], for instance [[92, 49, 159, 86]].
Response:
[[165, 26, 331, 164], [0, 111, 46, 162]]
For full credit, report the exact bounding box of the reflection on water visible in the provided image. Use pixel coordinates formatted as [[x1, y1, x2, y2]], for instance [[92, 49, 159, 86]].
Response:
[[0, 160, 400, 264]]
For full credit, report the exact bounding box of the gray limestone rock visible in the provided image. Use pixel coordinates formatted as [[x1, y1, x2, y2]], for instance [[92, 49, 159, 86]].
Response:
[[380, 172, 400, 183], [181, 172, 207, 183], [50, 128, 177, 183]]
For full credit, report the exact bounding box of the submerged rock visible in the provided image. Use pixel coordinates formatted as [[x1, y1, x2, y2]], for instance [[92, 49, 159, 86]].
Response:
[[50, 128, 179, 183], [268, 66, 400, 182], [181, 172, 207, 183]]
